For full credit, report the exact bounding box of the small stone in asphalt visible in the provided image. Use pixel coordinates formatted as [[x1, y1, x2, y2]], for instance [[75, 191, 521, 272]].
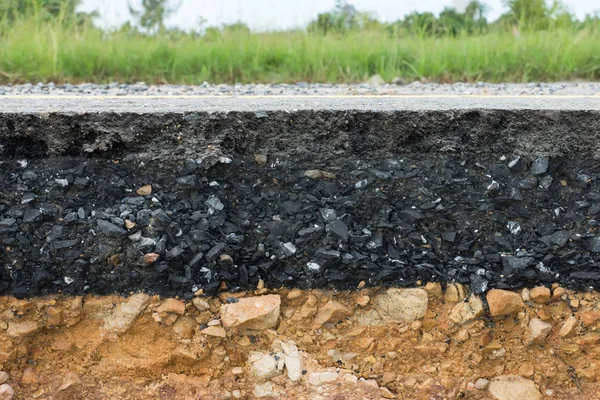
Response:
[[531, 157, 549, 175], [97, 220, 126, 237], [589, 236, 600, 252], [326, 220, 349, 242]]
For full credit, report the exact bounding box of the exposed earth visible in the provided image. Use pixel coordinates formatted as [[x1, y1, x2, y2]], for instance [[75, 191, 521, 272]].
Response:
[[1, 284, 600, 399]]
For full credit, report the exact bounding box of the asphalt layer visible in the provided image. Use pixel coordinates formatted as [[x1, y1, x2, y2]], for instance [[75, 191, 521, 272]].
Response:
[[1, 95, 600, 113], [2, 92, 600, 298]]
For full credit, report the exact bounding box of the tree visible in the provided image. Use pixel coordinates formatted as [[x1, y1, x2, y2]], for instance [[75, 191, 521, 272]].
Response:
[[308, 0, 360, 34], [502, 0, 549, 28], [1, 0, 83, 22], [128, 0, 181, 33]]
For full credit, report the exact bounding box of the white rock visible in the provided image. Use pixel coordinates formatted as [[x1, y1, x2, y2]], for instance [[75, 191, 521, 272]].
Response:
[[489, 375, 542, 400], [249, 352, 281, 381], [281, 341, 304, 381], [0, 384, 14, 400], [221, 294, 281, 330], [527, 318, 552, 344], [103, 293, 150, 335], [253, 382, 273, 397], [308, 371, 339, 386], [376, 288, 428, 321], [474, 378, 489, 389]]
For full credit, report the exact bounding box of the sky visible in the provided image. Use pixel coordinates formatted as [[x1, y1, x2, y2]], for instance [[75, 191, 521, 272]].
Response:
[[79, 0, 600, 31]]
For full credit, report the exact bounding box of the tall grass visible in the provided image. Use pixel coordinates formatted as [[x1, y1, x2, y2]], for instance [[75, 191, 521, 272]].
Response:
[[1, 14, 599, 84]]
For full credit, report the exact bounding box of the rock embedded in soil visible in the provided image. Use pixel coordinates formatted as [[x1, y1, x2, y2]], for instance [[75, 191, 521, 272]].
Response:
[[281, 341, 304, 381], [474, 378, 489, 390], [0, 384, 14, 400], [200, 325, 226, 337], [449, 294, 484, 325], [487, 290, 524, 317], [376, 288, 428, 322], [529, 286, 551, 304], [488, 375, 542, 400], [156, 298, 186, 315], [249, 352, 282, 381], [221, 294, 281, 330], [313, 300, 353, 325], [527, 318, 552, 344], [0, 373, 7, 385], [559, 316, 578, 337], [103, 293, 150, 334], [192, 298, 210, 312], [6, 321, 39, 337]]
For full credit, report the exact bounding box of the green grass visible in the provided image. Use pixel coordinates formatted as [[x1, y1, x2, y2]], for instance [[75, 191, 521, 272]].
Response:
[[1, 17, 599, 84]]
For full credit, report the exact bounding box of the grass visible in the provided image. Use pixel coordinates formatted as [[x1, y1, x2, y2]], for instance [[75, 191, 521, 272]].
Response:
[[1, 16, 600, 84]]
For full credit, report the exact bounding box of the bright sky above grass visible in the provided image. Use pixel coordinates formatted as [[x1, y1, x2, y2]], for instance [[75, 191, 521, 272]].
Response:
[[80, 0, 600, 31]]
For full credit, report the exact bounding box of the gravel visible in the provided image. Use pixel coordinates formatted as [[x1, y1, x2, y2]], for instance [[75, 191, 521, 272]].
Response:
[[2, 150, 600, 298], [1, 82, 600, 97]]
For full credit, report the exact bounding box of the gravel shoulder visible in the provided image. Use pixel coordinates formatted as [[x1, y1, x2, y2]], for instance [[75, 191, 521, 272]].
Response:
[[1, 82, 599, 97]]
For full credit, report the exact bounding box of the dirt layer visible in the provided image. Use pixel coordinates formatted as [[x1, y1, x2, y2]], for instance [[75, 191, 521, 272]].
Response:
[[1, 284, 600, 399]]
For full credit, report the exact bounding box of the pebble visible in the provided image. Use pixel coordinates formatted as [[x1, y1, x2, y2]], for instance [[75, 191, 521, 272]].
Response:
[[449, 295, 484, 324], [527, 318, 552, 344], [172, 317, 195, 339], [192, 298, 210, 312], [559, 316, 578, 337], [6, 321, 39, 337], [376, 288, 428, 322], [308, 371, 339, 386], [249, 352, 282, 381], [156, 299, 186, 315], [488, 375, 542, 400], [313, 300, 352, 325], [96, 219, 126, 237], [444, 283, 466, 302], [589, 236, 600, 252], [487, 290, 524, 317], [0, 373, 7, 385], [304, 170, 336, 179], [143, 253, 159, 264], [103, 293, 150, 334], [221, 294, 281, 329], [200, 326, 226, 337], [136, 184, 152, 196], [57, 372, 81, 392], [253, 382, 273, 397], [474, 378, 489, 389], [21, 367, 37, 385], [518, 363, 535, 377], [356, 295, 370, 307], [529, 286, 551, 304], [281, 341, 304, 381], [531, 157, 549, 175], [0, 384, 14, 400]]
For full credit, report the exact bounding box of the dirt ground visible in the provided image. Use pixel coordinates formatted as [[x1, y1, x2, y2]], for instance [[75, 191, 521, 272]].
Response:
[[1, 283, 600, 399]]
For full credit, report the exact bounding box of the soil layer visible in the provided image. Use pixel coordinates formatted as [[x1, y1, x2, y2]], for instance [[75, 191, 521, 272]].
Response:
[[1, 285, 599, 399]]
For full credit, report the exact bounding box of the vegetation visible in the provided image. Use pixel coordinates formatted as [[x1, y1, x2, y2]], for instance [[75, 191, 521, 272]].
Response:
[[0, 0, 599, 84]]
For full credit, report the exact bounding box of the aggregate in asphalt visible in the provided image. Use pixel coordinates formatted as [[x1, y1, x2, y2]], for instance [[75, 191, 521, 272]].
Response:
[[1, 94, 600, 298]]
